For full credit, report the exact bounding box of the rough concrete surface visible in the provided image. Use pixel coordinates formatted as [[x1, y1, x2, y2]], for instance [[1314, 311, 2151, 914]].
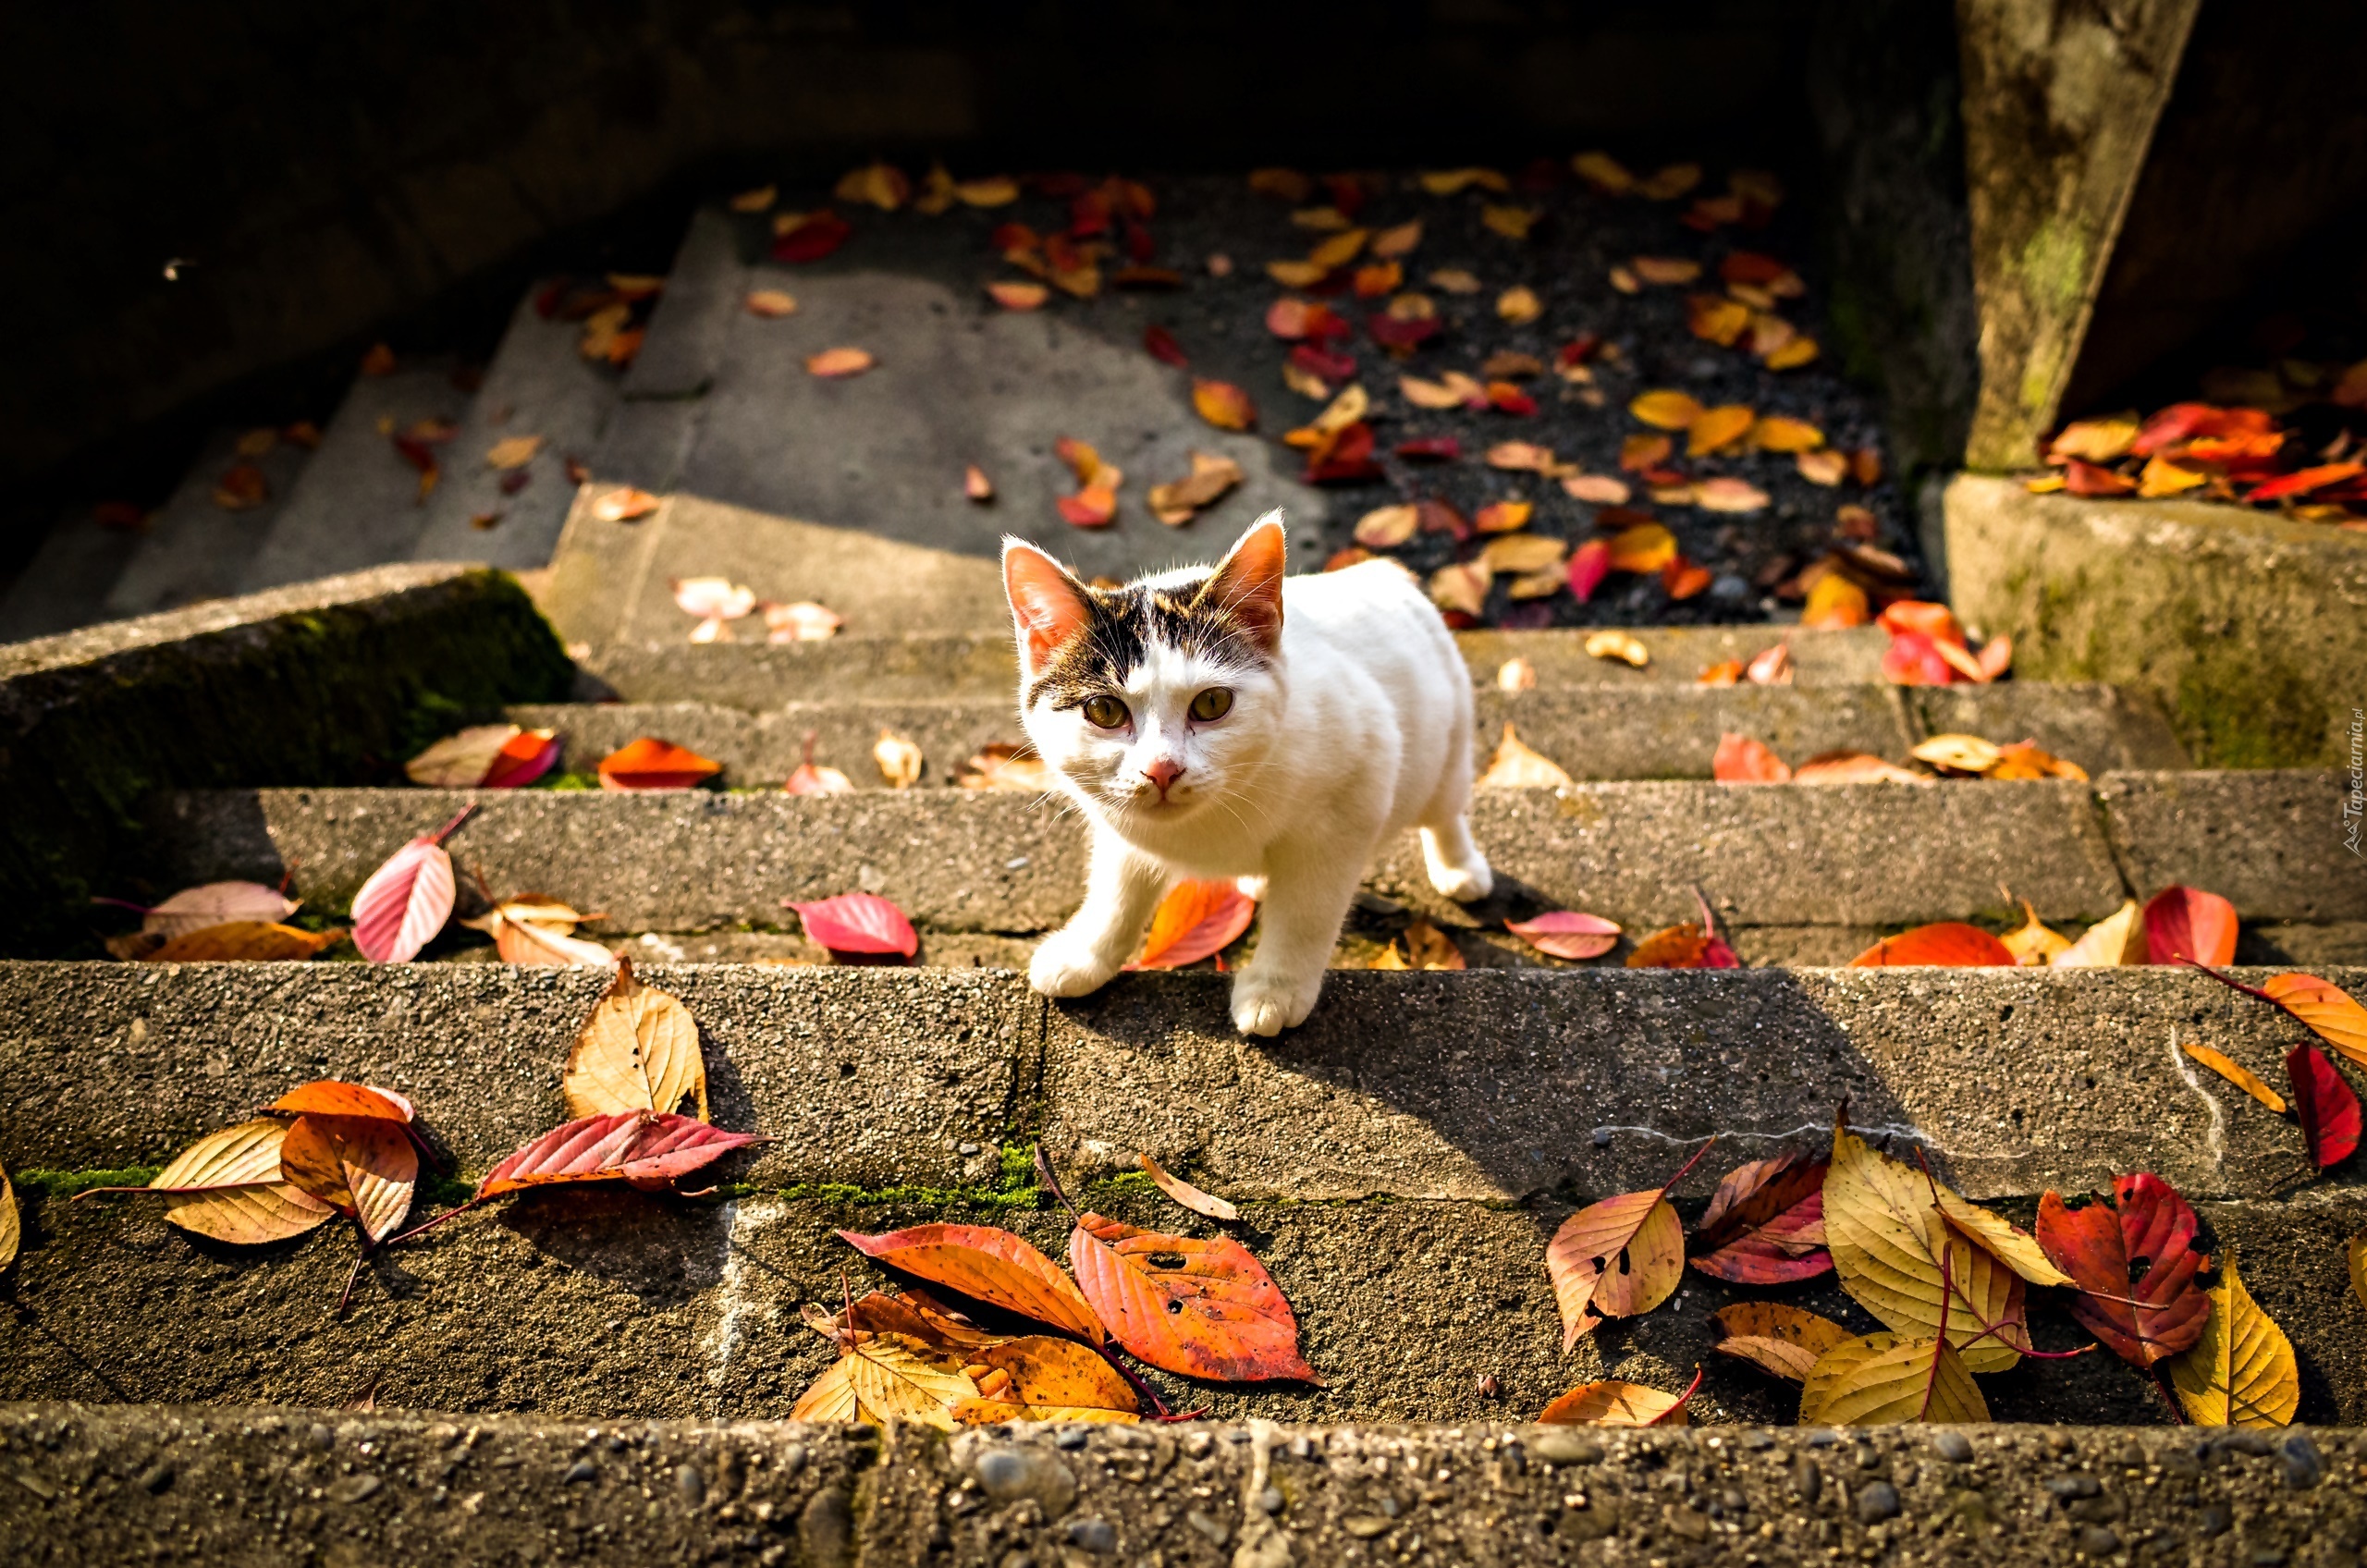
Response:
[[104, 425, 316, 618], [2, 1411, 2364, 1568], [1906, 680, 2188, 772], [2098, 768, 2367, 923]]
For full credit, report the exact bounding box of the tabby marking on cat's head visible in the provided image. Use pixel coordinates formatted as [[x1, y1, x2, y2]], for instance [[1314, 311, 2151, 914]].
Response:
[[1002, 516, 1289, 823]]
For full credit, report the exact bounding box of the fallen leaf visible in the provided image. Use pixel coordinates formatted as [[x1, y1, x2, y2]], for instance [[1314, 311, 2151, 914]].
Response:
[[1637, 163, 1703, 201], [1692, 477, 1771, 513], [2051, 900, 2145, 967], [1395, 919, 1465, 971], [1147, 451, 1245, 526], [133, 1118, 335, 1243], [350, 808, 472, 962], [1135, 879, 1255, 969], [479, 1111, 764, 1199], [1429, 267, 1481, 294], [1797, 449, 1848, 485], [593, 487, 661, 523], [1764, 336, 1820, 370], [1477, 533, 1562, 577], [1353, 504, 1419, 548], [1790, 751, 1931, 785], [673, 576, 757, 620], [1630, 390, 1704, 430], [987, 281, 1049, 311], [1497, 656, 1537, 693], [1570, 151, 1633, 194], [1192, 379, 1256, 431], [875, 729, 924, 789], [278, 1111, 417, 1243], [1143, 325, 1188, 366], [954, 742, 1054, 792], [1687, 295, 1752, 347], [1565, 539, 1611, 602], [1745, 643, 1793, 685], [1994, 900, 2068, 966], [406, 723, 560, 790], [2139, 457, 2208, 496], [807, 347, 876, 378], [1428, 561, 1490, 618], [1608, 265, 1640, 294], [1909, 734, 2001, 776], [1138, 1154, 1240, 1221], [1584, 630, 1651, 668], [1801, 573, 1870, 629], [563, 958, 707, 1121], [1686, 405, 1755, 457], [1693, 1151, 1831, 1282], [2288, 1045, 2361, 1170], [1070, 1212, 1315, 1381], [146, 921, 345, 962], [598, 738, 722, 790], [1496, 286, 1542, 324], [2258, 974, 2367, 1063], [2144, 885, 2238, 967], [1504, 911, 1620, 961], [1478, 722, 1573, 789], [1480, 205, 1541, 240], [1823, 1119, 2027, 1372], [1751, 417, 1823, 453], [1546, 1148, 1699, 1347], [1847, 924, 2017, 967], [1537, 1379, 1693, 1427], [131, 881, 300, 938], [485, 435, 544, 470], [729, 185, 777, 212], [0, 1160, 16, 1273], [764, 600, 844, 642], [837, 1224, 1102, 1342], [745, 288, 798, 318], [830, 1334, 980, 1427], [834, 162, 910, 211], [2047, 417, 2140, 465], [1563, 474, 1630, 505], [1631, 256, 1700, 286], [2166, 1252, 2300, 1427], [1797, 1333, 1989, 1426], [953, 1336, 1141, 1425], [359, 343, 397, 376], [789, 892, 919, 959], [2035, 1174, 2211, 1369], [477, 909, 618, 969], [1306, 228, 1370, 270], [1711, 1303, 1851, 1380], [955, 175, 1020, 207], [267, 1082, 413, 1122], [964, 465, 994, 502], [1605, 524, 1675, 573], [1712, 733, 1791, 784]]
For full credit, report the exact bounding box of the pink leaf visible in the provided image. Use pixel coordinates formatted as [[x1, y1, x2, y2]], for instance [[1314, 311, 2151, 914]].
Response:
[[482, 730, 562, 790], [788, 891, 919, 958], [478, 1111, 767, 1197], [2144, 885, 2238, 966], [1881, 631, 1957, 686], [1712, 732, 1792, 783], [350, 808, 472, 962], [1505, 911, 1622, 960], [1565, 539, 1611, 604]]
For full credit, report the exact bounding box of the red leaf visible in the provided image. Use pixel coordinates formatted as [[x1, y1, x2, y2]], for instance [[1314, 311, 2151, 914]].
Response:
[[1625, 924, 1740, 969], [1417, 498, 1471, 541], [1881, 631, 1957, 686], [1068, 1212, 1317, 1382], [2245, 461, 2361, 504], [1487, 383, 1539, 416], [1367, 313, 1441, 349], [1505, 911, 1621, 960], [1691, 1150, 1831, 1283], [1555, 335, 1601, 369], [2062, 459, 2136, 496], [350, 808, 472, 962], [481, 729, 561, 790], [1136, 879, 1256, 969], [1305, 422, 1381, 484], [1143, 325, 1188, 367], [770, 209, 852, 263], [268, 1081, 414, 1123], [478, 1111, 766, 1198], [1395, 436, 1460, 461], [789, 892, 919, 958], [839, 1223, 1104, 1343], [2144, 885, 2238, 966], [1876, 600, 1965, 644], [1566, 539, 1611, 603], [598, 737, 723, 790], [1289, 343, 1357, 382], [1847, 923, 2017, 967], [2034, 1174, 2210, 1368], [1712, 733, 1791, 784], [1057, 486, 1118, 527], [2288, 1044, 2361, 1170]]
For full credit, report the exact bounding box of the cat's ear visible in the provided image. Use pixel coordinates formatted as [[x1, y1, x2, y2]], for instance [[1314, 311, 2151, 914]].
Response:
[[1197, 511, 1287, 653], [1002, 538, 1095, 673]]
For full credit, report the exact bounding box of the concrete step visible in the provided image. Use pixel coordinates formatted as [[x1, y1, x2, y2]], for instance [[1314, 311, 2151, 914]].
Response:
[[4, 962, 2365, 1432], [504, 680, 2185, 790], [141, 771, 2359, 967], [104, 426, 317, 618], [0, 505, 141, 643], [6, 1407, 2353, 1568], [238, 361, 472, 594], [409, 286, 621, 571]]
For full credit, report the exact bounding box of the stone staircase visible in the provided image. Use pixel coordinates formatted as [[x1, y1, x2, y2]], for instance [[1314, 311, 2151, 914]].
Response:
[[2, 201, 2364, 1565]]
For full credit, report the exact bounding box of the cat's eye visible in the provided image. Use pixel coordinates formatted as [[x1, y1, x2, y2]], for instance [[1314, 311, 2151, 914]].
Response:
[[1081, 694, 1131, 730], [1189, 687, 1233, 722]]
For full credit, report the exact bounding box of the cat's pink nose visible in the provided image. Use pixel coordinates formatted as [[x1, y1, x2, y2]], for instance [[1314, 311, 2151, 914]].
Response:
[[1142, 758, 1185, 796]]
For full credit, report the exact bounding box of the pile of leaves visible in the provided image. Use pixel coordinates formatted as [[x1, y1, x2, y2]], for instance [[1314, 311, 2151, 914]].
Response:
[[791, 1151, 1313, 1426], [2031, 386, 2367, 524]]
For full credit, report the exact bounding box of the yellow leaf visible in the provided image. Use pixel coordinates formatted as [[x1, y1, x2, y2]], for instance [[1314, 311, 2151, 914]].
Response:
[[2182, 1041, 2287, 1113], [1911, 734, 2003, 775], [1353, 505, 1419, 548], [789, 1359, 861, 1422], [1306, 228, 1369, 270], [2350, 1231, 2367, 1318], [1797, 448, 1848, 485], [1371, 220, 1422, 257], [148, 1117, 335, 1245], [1751, 416, 1824, 452], [1547, 1191, 1684, 1346], [1798, 1333, 1990, 1426], [950, 1336, 1139, 1423], [1764, 335, 1820, 370], [2051, 900, 2145, 967], [874, 729, 924, 789], [1932, 1194, 2075, 1288], [1711, 1303, 1852, 1382], [1495, 286, 1542, 325], [1267, 260, 1327, 288], [484, 435, 544, 470], [562, 959, 709, 1121], [1801, 573, 1869, 629], [2046, 417, 2140, 465], [1481, 204, 1541, 240], [0, 1159, 18, 1273], [1428, 561, 1490, 618], [953, 176, 1020, 207], [1478, 533, 1564, 576], [1999, 900, 2071, 966], [2138, 456, 2208, 497], [2167, 1253, 2300, 1427], [1537, 1380, 1690, 1427], [1313, 383, 1368, 435], [1417, 167, 1509, 196], [1478, 722, 1573, 790], [839, 1334, 980, 1428], [728, 185, 777, 213], [1570, 152, 1634, 194], [1823, 1121, 2027, 1373], [1629, 389, 1704, 430], [1605, 523, 1675, 573], [1687, 295, 1751, 347], [1686, 405, 1756, 457]]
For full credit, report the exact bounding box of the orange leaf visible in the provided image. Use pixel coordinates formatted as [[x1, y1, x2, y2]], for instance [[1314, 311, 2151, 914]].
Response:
[[268, 1082, 413, 1123], [744, 289, 798, 318], [1713, 733, 1791, 784], [1538, 1378, 1695, 1427], [1801, 573, 1870, 630], [2144, 886, 2238, 967], [987, 281, 1049, 311], [1192, 379, 1256, 431], [598, 737, 723, 790], [840, 1224, 1105, 1344], [147, 922, 344, 962], [1474, 499, 1533, 533], [1629, 390, 1704, 430], [1686, 405, 1756, 456], [1136, 879, 1256, 969], [807, 347, 876, 378], [1068, 1213, 1316, 1382], [1625, 923, 1739, 969], [2262, 974, 2367, 1065], [277, 1113, 417, 1243], [1137, 1155, 1240, 1221], [1619, 434, 1673, 471], [1606, 523, 1675, 573], [1548, 1181, 1686, 1347], [1847, 924, 2017, 967], [1687, 295, 1751, 347], [592, 487, 660, 522]]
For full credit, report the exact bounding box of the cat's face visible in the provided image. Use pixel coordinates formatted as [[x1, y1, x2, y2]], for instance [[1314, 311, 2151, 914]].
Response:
[[1003, 517, 1288, 829]]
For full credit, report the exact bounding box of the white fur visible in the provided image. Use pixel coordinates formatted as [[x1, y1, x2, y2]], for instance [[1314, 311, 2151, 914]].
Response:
[[1011, 513, 1490, 1035]]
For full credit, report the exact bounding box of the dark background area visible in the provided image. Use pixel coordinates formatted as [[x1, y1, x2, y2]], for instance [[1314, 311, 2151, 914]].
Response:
[[6, 0, 2361, 581]]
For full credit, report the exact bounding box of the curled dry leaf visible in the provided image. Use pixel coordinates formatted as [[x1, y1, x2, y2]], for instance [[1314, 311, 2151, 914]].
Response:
[[0, 1159, 15, 1274], [350, 807, 472, 962], [131, 881, 300, 938], [764, 600, 843, 643], [1691, 1149, 1830, 1282], [597, 738, 722, 790], [1497, 656, 1537, 692], [674, 577, 755, 620], [1138, 1153, 1240, 1221], [1910, 733, 2002, 775], [146, 921, 344, 963], [2184, 1040, 2287, 1111], [1847, 924, 2017, 968], [479, 1112, 765, 1199], [987, 281, 1049, 311], [2051, 900, 2145, 967], [564, 958, 708, 1121], [140, 1118, 334, 1243], [954, 1336, 1143, 1425], [1477, 722, 1573, 789], [407, 724, 561, 790], [278, 1112, 418, 1243], [964, 464, 994, 502], [2166, 1252, 2300, 1427], [1625, 922, 1740, 970], [1692, 477, 1771, 514], [2288, 1044, 2361, 1170], [1711, 1303, 1850, 1380], [2035, 1173, 2210, 1369], [1147, 451, 1244, 526], [840, 1223, 1104, 1343], [1370, 918, 1464, 972], [789, 892, 919, 959], [2144, 885, 2238, 967], [807, 347, 876, 378], [874, 729, 924, 789], [1798, 1333, 1989, 1427], [1504, 911, 1620, 961], [1537, 1379, 1693, 1427], [954, 742, 1053, 792], [593, 487, 661, 523], [1353, 504, 1419, 548], [1069, 1212, 1316, 1382], [479, 909, 617, 969], [1428, 561, 1489, 618], [1713, 733, 1791, 784], [1134, 878, 1255, 970], [1584, 631, 1650, 668], [1192, 379, 1256, 431], [1789, 751, 1931, 786]]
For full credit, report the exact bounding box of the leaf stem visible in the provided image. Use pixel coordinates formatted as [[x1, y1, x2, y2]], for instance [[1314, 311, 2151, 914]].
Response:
[[1033, 1144, 1083, 1225], [1656, 1134, 1719, 1196], [2179, 957, 2280, 1008], [428, 802, 480, 846]]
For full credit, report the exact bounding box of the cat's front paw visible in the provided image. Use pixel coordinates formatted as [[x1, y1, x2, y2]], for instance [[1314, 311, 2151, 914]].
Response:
[[1429, 857, 1493, 902], [1028, 930, 1122, 998], [1230, 966, 1324, 1037]]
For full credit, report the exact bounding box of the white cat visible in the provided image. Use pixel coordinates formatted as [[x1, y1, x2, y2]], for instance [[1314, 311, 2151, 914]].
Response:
[[1003, 511, 1492, 1035]]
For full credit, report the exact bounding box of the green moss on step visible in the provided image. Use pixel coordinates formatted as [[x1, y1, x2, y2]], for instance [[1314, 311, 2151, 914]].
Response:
[[18, 1167, 162, 1198]]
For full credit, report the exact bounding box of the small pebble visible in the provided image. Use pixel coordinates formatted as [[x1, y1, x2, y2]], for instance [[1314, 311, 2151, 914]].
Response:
[[2280, 1434, 2322, 1489], [676, 1464, 705, 1505], [780, 1442, 808, 1477], [1064, 1519, 1115, 1554], [1184, 1510, 1229, 1547], [957, 1142, 981, 1156], [1740, 1433, 1776, 1452], [2043, 1475, 2100, 1501], [137, 1463, 174, 1495], [564, 1460, 597, 1484], [1258, 1487, 1284, 1515], [2079, 1525, 2120, 1555], [327, 1474, 382, 1504], [2249, 1551, 2288, 1568], [305, 1424, 334, 1452], [1854, 1481, 1900, 1524], [1852, 1441, 1881, 1471], [1055, 1428, 1088, 1452], [1808, 1430, 1840, 1449], [1934, 1431, 1973, 1464], [1709, 573, 1749, 601], [2198, 1504, 2232, 1537], [1791, 1458, 1821, 1504]]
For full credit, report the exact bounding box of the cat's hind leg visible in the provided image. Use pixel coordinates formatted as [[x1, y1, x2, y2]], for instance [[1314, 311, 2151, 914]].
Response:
[[1417, 722, 1493, 902]]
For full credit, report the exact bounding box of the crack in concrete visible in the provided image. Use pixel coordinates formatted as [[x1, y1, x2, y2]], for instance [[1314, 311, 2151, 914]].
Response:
[[1587, 1119, 1935, 1149], [2165, 1023, 2227, 1167]]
